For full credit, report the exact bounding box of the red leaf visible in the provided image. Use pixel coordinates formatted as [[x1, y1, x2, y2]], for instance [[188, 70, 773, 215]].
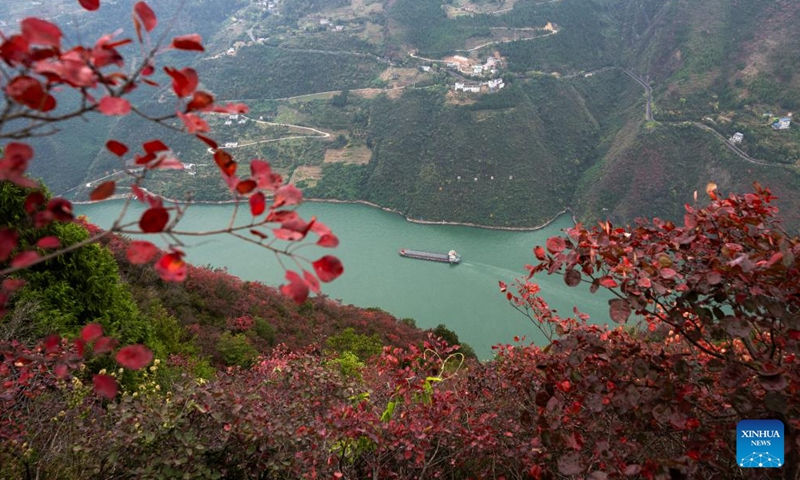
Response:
[[187, 91, 214, 112], [79, 0, 100, 11], [312, 255, 344, 283], [47, 198, 74, 221], [133, 2, 157, 33], [106, 140, 128, 157], [0, 142, 36, 188], [150, 156, 184, 170], [272, 228, 304, 241], [274, 184, 303, 207], [164, 66, 198, 97], [249, 192, 266, 216], [116, 344, 153, 370], [81, 323, 103, 343], [178, 112, 209, 133], [660, 268, 677, 280], [21, 18, 62, 47], [6, 76, 56, 112], [11, 250, 39, 269], [303, 270, 321, 294], [235, 179, 256, 195], [23, 191, 45, 214], [280, 270, 309, 304], [98, 96, 131, 116], [196, 134, 218, 149], [93, 374, 118, 399], [54, 364, 69, 378], [546, 237, 566, 254], [212, 103, 249, 115], [0, 35, 31, 66], [139, 207, 169, 233], [143, 139, 169, 155], [609, 299, 631, 324], [214, 150, 236, 176], [0, 229, 19, 262], [598, 276, 618, 288], [155, 251, 186, 282], [90, 181, 116, 201], [171, 34, 204, 52], [251, 159, 281, 190], [2, 278, 26, 292], [534, 245, 546, 260], [74, 338, 86, 356], [126, 240, 159, 264], [564, 269, 581, 287], [43, 334, 60, 353], [310, 222, 338, 247], [93, 336, 118, 354], [36, 236, 61, 249]]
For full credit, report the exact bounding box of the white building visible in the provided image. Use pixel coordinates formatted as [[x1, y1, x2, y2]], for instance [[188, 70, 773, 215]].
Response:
[[486, 78, 505, 90], [729, 132, 744, 144], [773, 117, 791, 130]]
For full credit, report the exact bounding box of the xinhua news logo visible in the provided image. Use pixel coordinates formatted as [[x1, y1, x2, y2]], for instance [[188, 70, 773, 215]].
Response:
[[737, 419, 784, 468]]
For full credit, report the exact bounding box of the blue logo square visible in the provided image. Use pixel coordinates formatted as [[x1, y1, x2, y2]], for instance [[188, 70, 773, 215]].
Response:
[[737, 419, 784, 468]]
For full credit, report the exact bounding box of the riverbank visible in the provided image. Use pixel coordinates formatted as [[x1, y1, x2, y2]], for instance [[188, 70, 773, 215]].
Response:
[[73, 189, 575, 232]]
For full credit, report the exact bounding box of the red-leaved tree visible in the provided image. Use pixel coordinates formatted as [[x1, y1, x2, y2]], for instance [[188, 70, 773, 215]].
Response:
[[1, 0, 342, 398], [505, 183, 799, 478]]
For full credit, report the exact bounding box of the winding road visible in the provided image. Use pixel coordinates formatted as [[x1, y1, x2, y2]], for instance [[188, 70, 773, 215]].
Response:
[[623, 69, 653, 122], [621, 69, 776, 166]]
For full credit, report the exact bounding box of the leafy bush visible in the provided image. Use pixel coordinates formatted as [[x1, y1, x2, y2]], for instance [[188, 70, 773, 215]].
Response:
[[251, 317, 277, 345], [326, 327, 383, 361], [217, 332, 259, 367]]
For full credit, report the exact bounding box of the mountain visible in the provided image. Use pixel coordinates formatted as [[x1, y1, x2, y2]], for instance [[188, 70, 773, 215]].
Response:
[[9, 0, 800, 229]]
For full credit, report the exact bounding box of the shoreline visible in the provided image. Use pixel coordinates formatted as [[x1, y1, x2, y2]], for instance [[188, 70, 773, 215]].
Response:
[[74, 192, 575, 232]]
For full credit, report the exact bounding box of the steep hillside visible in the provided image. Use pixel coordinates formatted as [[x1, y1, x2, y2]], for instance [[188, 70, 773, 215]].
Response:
[[9, 0, 800, 230]]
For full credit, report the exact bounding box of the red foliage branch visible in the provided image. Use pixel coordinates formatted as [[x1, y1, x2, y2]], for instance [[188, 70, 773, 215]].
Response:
[[0, 2, 344, 397], [507, 184, 800, 478]]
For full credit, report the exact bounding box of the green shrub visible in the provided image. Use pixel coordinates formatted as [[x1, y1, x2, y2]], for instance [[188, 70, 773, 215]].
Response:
[[326, 327, 382, 361], [251, 317, 277, 345], [330, 350, 364, 379], [217, 332, 259, 367]]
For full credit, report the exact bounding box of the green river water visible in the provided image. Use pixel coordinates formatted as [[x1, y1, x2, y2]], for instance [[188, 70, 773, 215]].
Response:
[[76, 201, 609, 358]]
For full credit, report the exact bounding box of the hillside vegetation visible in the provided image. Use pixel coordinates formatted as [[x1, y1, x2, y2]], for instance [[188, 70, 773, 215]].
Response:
[[14, 0, 800, 230]]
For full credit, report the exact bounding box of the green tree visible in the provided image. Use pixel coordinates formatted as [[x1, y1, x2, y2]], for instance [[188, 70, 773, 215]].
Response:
[[1, 183, 150, 345]]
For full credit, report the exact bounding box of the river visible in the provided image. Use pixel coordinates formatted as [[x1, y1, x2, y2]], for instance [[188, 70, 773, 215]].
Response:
[[76, 201, 610, 358]]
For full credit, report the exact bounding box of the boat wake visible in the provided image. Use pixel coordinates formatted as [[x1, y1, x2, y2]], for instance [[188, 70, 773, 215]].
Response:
[[461, 262, 522, 280]]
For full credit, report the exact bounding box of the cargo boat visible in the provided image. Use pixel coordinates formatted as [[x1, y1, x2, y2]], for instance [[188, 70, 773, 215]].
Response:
[[399, 249, 461, 264]]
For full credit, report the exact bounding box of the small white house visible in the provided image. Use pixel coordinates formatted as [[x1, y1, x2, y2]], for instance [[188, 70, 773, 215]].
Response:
[[421, 65, 431, 72], [486, 78, 505, 90], [730, 132, 744, 144], [454, 82, 465, 91], [773, 117, 791, 130], [472, 65, 484, 75]]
